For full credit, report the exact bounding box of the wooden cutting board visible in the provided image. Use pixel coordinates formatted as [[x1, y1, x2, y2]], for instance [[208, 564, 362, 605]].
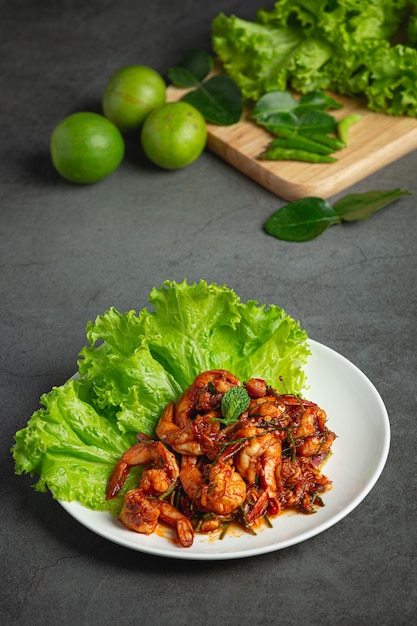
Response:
[[167, 84, 417, 201]]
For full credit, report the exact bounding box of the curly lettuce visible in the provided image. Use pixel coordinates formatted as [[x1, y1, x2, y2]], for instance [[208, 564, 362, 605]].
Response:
[[212, 0, 417, 116], [12, 280, 310, 511]]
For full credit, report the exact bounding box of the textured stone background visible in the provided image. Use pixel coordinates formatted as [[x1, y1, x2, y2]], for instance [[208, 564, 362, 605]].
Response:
[[1, 1, 416, 624]]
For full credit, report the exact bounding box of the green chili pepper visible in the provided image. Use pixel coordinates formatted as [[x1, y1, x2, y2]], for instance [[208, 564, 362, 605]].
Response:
[[266, 128, 334, 155], [298, 131, 346, 151], [260, 146, 337, 163], [337, 113, 362, 146]]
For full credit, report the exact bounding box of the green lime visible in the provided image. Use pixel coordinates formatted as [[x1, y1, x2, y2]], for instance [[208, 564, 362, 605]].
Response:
[[140, 101, 207, 170], [102, 65, 166, 133], [50, 112, 125, 184]]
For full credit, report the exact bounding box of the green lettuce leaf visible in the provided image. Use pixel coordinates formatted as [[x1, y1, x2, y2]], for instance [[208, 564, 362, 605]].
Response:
[[12, 380, 139, 512], [211, 13, 309, 100], [11, 279, 310, 512], [212, 1, 417, 116], [78, 307, 184, 435]]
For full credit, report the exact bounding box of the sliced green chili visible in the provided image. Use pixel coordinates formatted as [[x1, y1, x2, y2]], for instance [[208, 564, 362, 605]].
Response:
[[337, 113, 362, 146], [267, 133, 334, 155], [259, 146, 337, 163], [298, 131, 346, 151], [219, 522, 230, 540]]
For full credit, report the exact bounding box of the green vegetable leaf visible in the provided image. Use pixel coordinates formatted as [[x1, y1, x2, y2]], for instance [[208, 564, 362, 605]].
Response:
[[260, 112, 300, 131], [167, 67, 198, 88], [168, 48, 213, 87], [252, 90, 338, 140], [212, 13, 311, 101], [12, 280, 310, 512], [220, 386, 251, 425], [181, 75, 243, 125], [333, 189, 412, 222], [297, 91, 343, 111], [212, 4, 417, 117], [297, 110, 337, 135], [11, 379, 139, 513], [251, 91, 297, 120], [264, 197, 341, 242], [264, 189, 412, 242], [168, 48, 242, 125]]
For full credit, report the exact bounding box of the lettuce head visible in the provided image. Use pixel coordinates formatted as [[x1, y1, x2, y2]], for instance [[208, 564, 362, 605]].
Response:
[[212, 1, 417, 116]]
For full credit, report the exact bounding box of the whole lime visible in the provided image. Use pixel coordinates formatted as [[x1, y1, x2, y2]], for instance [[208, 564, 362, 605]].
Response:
[[140, 101, 207, 170], [50, 112, 125, 184], [102, 65, 166, 133]]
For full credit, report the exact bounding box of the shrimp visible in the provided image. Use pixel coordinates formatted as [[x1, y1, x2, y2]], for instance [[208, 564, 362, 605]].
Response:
[[201, 459, 247, 515], [293, 406, 325, 438], [245, 489, 272, 525], [107, 440, 193, 547], [262, 436, 283, 495], [248, 396, 286, 418], [178, 455, 203, 502], [293, 406, 336, 457], [155, 401, 221, 456], [105, 370, 336, 546], [175, 370, 241, 428], [118, 488, 194, 547], [245, 377, 268, 399], [119, 488, 160, 535], [279, 458, 305, 507], [233, 425, 282, 522], [106, 440, 179, 500], [156, 500, 194, 548], [245, 396, 309, 447], [279, 457, 332, 512], [297, 434, 335, 457], [180, 455, 246, 516], [234, 426, 281, 488]]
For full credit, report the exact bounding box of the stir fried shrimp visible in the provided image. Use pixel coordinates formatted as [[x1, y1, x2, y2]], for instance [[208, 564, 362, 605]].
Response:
[[106, 370, 336, 547], [106, 440, 179, 500], [106, 440, 194, 546], [292, 406, 336, 457], [279, 457, 333, 514], [234, 426, 281, 487], [156, 401, 221, 456], [245, 377, 268, 399], [119, 489, 194, 547], [180, 455, 247, 515], [119, 489, 160, 535], [175, 369, 241, 428]]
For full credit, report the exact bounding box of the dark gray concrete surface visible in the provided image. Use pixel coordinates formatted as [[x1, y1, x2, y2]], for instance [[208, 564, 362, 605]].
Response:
[[1, 1, 416, 624]]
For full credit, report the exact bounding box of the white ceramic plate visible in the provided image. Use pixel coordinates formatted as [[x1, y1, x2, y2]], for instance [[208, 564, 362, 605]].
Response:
[[59, 339, 390, 560]]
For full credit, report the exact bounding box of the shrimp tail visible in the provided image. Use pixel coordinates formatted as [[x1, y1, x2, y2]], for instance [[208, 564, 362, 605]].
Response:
[[106, 460, 130, 500], [157, 499, 195, 547], [175, 518, 194, 548], [246, 490, 269, 524]]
